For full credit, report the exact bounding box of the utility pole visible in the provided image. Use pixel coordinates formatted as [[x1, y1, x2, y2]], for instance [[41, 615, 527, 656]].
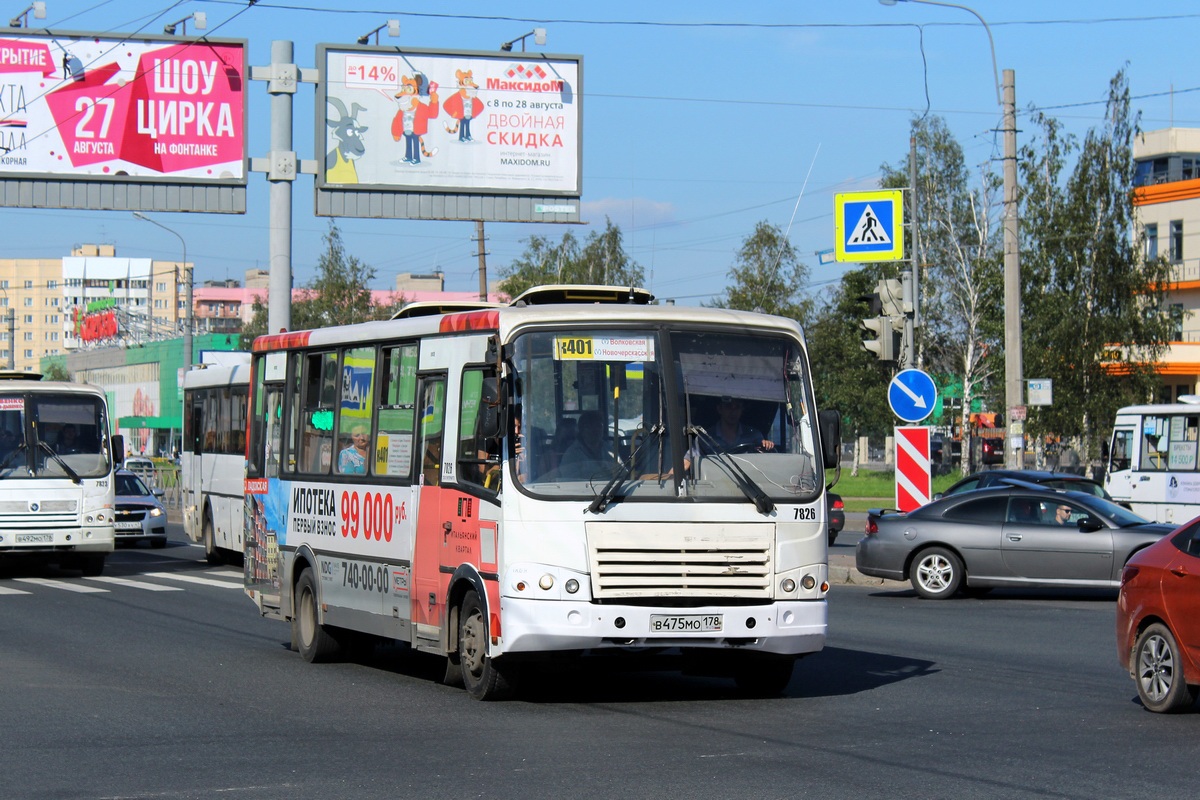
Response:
[[1002, 68, 1023, 469], [908, 135, 920, 369], [475, 220, 488, 301]]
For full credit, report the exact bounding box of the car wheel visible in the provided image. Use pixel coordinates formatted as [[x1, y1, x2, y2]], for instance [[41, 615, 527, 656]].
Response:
[[293, 568, 341, 663], [828, 528, 837, 547], [458, 589, 516, 700], [910, 547, 963, 599], [151, 536, 167, 549], [1134, 622, 1199, 713]]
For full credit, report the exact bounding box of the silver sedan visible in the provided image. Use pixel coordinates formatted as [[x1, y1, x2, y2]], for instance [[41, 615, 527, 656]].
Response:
[[855, 485, 1174, 599]]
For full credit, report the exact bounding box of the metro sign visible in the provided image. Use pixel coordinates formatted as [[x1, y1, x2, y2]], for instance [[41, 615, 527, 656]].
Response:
[[895, 426, 932, 512]]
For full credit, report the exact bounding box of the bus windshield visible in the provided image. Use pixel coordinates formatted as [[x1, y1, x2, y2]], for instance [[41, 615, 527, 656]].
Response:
[[511, 327, 820, 504], [0, 393, 111, 479]]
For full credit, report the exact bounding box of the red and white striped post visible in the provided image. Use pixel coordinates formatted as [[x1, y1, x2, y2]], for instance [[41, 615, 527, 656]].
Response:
[[895, 426, 932, 512]]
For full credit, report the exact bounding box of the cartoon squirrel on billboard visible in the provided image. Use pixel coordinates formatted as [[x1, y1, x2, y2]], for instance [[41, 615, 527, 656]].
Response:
[[443, 69, 484, 143], [391, 73, 439, 165]]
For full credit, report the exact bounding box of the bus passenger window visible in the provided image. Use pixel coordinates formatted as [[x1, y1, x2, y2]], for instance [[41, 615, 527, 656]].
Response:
[[417, 378, 446, 487], [377, 344, 418, 479]]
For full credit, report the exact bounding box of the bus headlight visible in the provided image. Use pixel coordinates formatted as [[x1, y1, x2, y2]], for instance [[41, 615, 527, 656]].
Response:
[[780, 578, 797, 593], [801, 574, 816, 590], [538, 574, 555, 591]]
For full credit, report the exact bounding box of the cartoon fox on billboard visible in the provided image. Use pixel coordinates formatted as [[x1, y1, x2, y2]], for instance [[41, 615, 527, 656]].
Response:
[[443, 69, 484, 143]]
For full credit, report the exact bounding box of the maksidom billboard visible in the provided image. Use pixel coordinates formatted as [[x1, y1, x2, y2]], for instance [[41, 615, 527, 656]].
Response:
[[317, 45, 581, 196]]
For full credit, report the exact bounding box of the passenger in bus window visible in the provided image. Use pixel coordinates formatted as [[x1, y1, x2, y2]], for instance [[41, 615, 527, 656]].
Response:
[[559, 411, 617, 479], [338, 424, 369, 474]]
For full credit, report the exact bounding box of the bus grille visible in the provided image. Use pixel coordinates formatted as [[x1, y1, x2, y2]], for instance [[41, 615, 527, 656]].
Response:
[[0, 499, 79, 527], [586, 523, 773, 600]]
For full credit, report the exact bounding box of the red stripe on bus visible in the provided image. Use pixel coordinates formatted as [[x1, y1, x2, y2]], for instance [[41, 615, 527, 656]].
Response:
[[253, 330, 312, 352], [439, 309, 500, 333]]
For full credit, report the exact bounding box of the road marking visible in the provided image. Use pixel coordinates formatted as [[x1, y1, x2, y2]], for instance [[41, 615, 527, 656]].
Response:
[[87, 576, 183, 592], [13, 577, 108, 593], [143, 571, 243, 589], [0, 584, 31, 595]]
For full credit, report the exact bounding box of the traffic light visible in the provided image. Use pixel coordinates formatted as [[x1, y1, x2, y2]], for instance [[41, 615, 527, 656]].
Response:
[[861, 316, 897, 361], [877, 278, 907, 318]]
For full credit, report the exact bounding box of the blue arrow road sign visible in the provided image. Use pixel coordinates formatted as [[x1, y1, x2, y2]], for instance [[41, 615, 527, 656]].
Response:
[[889, 368, 937, 423]]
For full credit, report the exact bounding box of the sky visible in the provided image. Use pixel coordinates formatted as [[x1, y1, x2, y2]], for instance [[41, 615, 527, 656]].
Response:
[[4, 1, 1200, 306]]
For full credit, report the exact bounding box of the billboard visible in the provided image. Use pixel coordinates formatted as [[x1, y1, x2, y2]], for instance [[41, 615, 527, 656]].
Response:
[[316, 45, 581, 197], [0, 31, 247, 183]]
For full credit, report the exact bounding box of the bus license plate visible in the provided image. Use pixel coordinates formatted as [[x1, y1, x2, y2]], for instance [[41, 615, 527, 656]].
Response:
[[16, 533, 52, 543], [649, 614, 723, 633]]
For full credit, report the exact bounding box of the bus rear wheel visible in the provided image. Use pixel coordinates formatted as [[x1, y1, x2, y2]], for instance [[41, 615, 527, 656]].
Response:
[[202, 514, 224, 566], [458, 589, 516, 700], [294, 568, 341, 663]]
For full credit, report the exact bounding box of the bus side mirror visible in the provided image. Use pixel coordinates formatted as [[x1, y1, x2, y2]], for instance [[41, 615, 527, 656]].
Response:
[[112, 434, 124, 465], [478, 377, 501, 439], [818, 409, 841, 470]]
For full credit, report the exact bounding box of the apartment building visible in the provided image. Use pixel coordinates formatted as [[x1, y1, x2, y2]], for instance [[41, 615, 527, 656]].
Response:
[[1133, 127, 1200, 402]]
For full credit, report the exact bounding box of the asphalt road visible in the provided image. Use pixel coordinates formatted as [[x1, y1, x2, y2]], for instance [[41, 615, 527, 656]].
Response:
[[1, 519, 1197, 799]]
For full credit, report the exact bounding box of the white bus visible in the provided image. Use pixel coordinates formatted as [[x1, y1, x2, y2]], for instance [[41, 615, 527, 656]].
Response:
[[183, 357, 251, 564], [244, 286, 841, 699], [0, 373, 121, 575], [1106, 398, 1200, 524]]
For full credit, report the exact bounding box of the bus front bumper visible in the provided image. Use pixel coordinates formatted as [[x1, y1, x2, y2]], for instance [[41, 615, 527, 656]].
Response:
[[0, 525, 115, 553], [499, 597, 827, 656]]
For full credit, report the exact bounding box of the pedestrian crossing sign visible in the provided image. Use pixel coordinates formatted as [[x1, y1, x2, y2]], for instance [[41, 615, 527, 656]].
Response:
[[834, 190, 905, 262]]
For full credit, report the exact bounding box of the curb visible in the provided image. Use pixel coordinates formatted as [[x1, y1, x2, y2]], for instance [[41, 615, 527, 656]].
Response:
[[829, 553, 908, 590]]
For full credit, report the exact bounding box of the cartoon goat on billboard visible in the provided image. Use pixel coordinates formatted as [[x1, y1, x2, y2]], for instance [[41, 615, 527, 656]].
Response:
[[326, 97, 368, 184]]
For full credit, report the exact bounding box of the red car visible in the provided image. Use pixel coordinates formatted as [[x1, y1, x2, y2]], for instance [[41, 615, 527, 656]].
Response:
[[1116, 517, 1200, 713]]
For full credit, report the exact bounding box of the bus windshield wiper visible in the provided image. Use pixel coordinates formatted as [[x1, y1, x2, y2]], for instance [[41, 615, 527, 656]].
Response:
[[37, 439, 80, 484], [689, 426, 775, 515], [587, 424, 664, 514], [0, 441, 26, 476]]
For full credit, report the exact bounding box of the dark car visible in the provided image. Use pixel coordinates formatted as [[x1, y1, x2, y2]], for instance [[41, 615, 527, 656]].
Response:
[[937, 469, 1112, 501], [114, 468, 168, 548], [827, 492, 845, 546], [1116, 516, 1200, 713], [856, 482, 1174, 599], [980, 437, 1004, 465]]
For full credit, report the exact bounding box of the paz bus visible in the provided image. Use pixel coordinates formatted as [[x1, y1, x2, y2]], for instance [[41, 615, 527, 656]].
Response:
[[1105, 397, 1200, 523], [0, 372, 121, 575], [182, 356, 251, 564], [243, 286, 841, 699]]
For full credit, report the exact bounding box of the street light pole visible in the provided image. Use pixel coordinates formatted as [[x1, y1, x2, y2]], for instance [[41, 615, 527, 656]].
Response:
[[881, 0, 1022, 469], [133, 212, 193, 372]]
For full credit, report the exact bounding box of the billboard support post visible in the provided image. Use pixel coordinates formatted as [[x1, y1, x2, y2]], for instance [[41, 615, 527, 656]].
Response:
[[250, 41, 318, 334]]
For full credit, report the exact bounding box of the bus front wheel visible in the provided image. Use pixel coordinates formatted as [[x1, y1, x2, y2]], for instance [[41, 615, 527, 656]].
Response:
[[78, 554, 105, 577], [294, 568, 341, 663], [458, 589, 516, 700]]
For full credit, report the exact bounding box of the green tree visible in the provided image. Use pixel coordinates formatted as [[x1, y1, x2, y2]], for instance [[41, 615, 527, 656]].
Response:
[[242, 222, 405, 340], [710, 221, 812, 324], [498, 218, 644, 298], [1018, 68, 1172, 464], [807, 266, 894, 474], [880, 116, 1004, 475], [42, 361, 69, 381]]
